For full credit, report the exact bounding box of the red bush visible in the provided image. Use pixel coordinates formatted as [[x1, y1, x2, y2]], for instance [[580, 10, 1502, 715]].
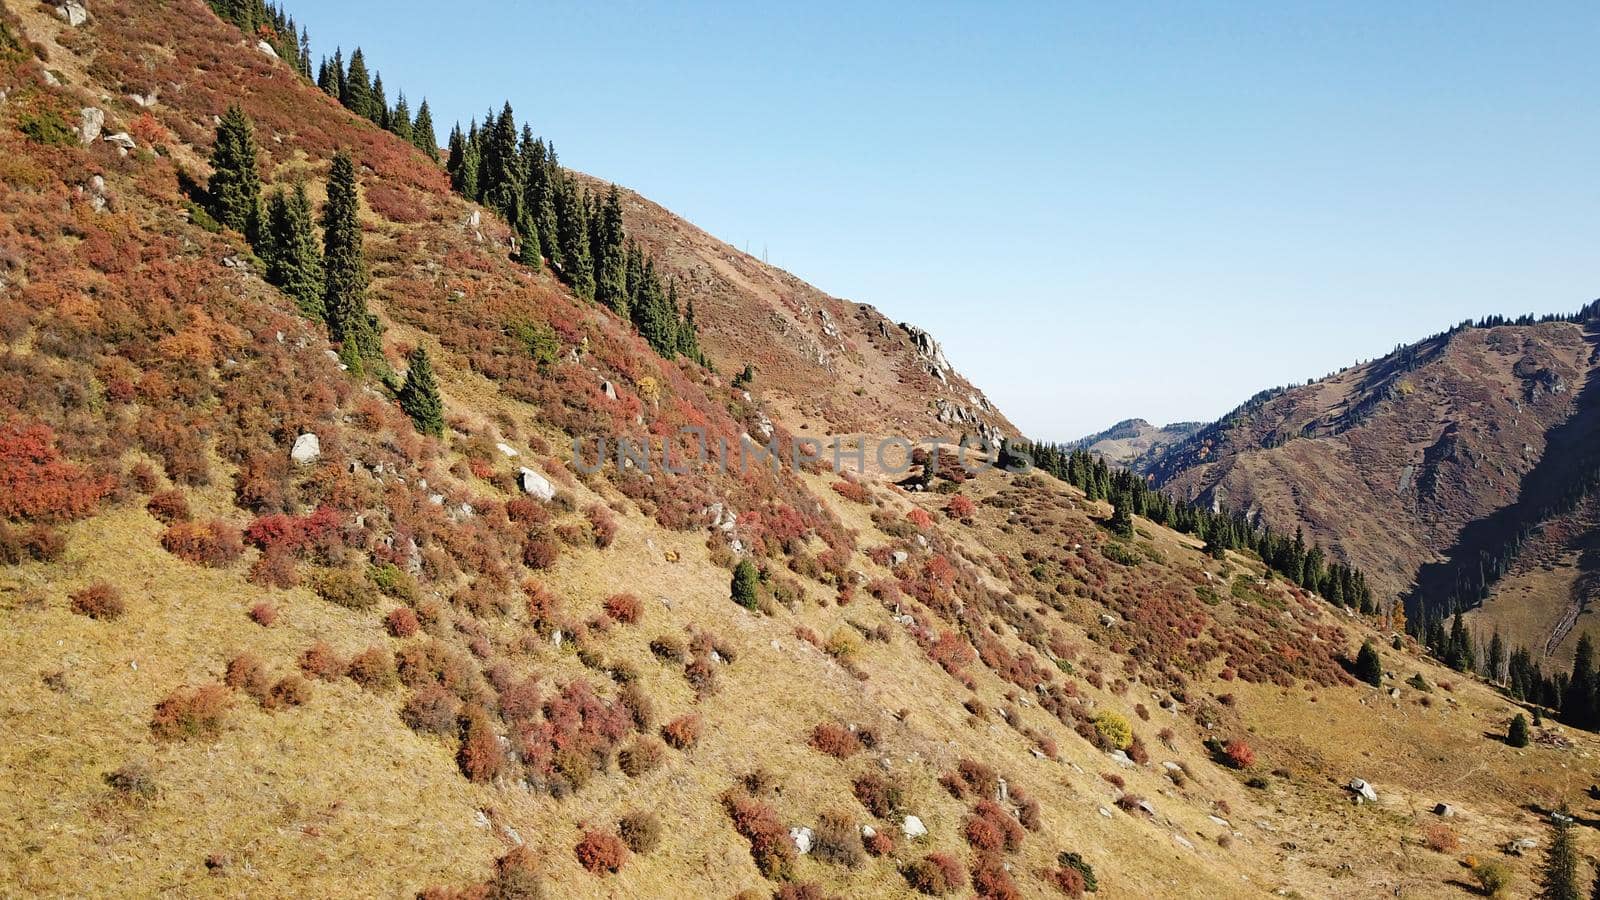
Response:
[[832, 480, 870, 503], [603, 593, 643, 625], [70, 582, 125, 620], [970, 852, 1022, 900], [946, 495, 977, 520], [574, 829, 630, 875], [809, 722, 862, 759], [505, 496, 550, 526], [160, 519, 244, 567], [865, 830, 895, 856], [146, 489, 191, 524], [966, 799, 1025, 853], [401, 684, 461, 735], [299, 642, 347, 681], [150, 684, 231, 741], [905, 853, 966, 895], [522, 530, 560, 569], [853, 771, 904, 818], [249, 602, 278, 627], [386, 606, 420, 637], [0, 421, 114, 522], [347, 646, 398, 690], [661, 713, 702, 750], [265, 675, 312, 710], [225, 653, 272, 703], [722, 790, 795, 880], [458, 708, 506, 783], [1224, 739, 1256, 769], [586, 504, 618, 548], [907, 508, 934, 530]]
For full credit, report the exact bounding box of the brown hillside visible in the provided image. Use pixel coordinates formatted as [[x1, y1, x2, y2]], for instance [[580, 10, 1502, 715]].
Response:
[[2, 2, 1598, 899]]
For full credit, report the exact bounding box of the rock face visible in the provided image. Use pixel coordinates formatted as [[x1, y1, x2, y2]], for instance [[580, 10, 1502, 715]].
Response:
[[54, 1, 88, 27], [77, 108, 105, 145], [518, 467, 555, 502], [290, 433, 321, 465]]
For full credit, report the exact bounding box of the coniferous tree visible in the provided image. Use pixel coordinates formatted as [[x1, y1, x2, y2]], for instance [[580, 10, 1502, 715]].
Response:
[[1489, 630, 1506, 683], [1508, 713, 1530, 747], [1109, 491, 1135, 538], [480, 102, 521, 219], [555, 179, 594, 298], [1542, 806, 1580, 900], [1563, 634, 1596, 729], [341, 48, 373, 120], [369, 73, 388, 127], [1354, 640, 1383, 686], [262, 181, 322, 318], [594, 185, 628, 313], [731, 559, 760, 610], [388, 92, 412, 142], [208, 104, 262, 244], [411, 100, 439, 161], [321, 151, 381, 365], [398, 346, 444, 437], [298, 26, 312, 78]]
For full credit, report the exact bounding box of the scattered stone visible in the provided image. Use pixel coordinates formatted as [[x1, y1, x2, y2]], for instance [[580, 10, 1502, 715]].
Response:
[[1389, 687, 1401, 700], [256, 39, 277, 57], [1433, 803, 1456, 818], [789, 826, 813, 854], [1348, 779, 1377, 803], [1163, 761, 1183, 773], [1137, 800, 1156, 817], [496, 442, 519, 458], [290, 433, 321, 465], [1506, 837, 1538, 856], [103, 131, 136, 151], [1100, 614, 1117, 627], [890, 550, 909, 566], [78, 107, 105, 145], [128, 91, 158, 108], [1108, 749, 1133, 767], [54, 1, 89, 27], [428, 494, 445, 506], [1097, 806, 1112, 818], [861, 824, 876, 839], [517, 467, 555, 501], [601, 380, 618, 401], [1173, 833, 1194, 849], [901, 815, 928, 839]]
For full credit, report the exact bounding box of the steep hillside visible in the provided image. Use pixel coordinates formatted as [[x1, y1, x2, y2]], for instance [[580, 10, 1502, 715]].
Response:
[[584, 175, 1015, 446], [3, 3, 1599, 899], [1069, 418, 1203, 469], [1146, 319, 1600, 615]]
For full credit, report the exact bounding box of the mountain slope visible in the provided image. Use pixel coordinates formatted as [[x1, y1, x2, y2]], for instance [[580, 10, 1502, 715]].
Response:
[[1, 3, 1596, 898], [1069, 418, 1203, 469]]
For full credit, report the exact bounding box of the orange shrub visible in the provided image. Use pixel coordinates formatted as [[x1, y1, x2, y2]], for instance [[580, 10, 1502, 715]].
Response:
[[574, 829, 630, 875], [661, 713, 702, 750], [160, 519, 244, 567], [1423, 823, 1459, 853], [1224, 738, 1256, 769], [386, 606, 420, 637], [722, 790, 794, 880], [904, 853, 966, 895], [150, 684, 231, 741], [70, 582, 125, 620], [458, 708, 505, 783], [0, 421, 114, 522], [810, 722, 862, 759], [603, 593, 643, 625], [248, 602, 278, 627]]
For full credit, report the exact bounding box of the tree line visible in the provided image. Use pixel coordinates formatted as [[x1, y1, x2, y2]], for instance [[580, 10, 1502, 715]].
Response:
[[1005, 442, 1377, 613]]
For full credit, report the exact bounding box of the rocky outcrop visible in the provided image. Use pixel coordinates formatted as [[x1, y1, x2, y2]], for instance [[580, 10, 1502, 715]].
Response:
[[77, 107, 104, 145], [290, 433, 321, 465]]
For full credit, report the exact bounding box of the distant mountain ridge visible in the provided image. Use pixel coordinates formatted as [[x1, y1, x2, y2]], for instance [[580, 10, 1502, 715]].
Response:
[[1067, 417, 1204, 468]]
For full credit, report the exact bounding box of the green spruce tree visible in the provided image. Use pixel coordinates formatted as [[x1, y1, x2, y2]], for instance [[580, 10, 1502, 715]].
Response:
[[1109, 491, 1135, 538], [262, 181, 323, 318], [1354, 640, 1383, 686], [555, 179, 594, 298], [411, 99, 439, 161], [341, 48, 373, 119], [388, 92, 412, 142], [1542, 805, 1579, 900], [321, 150, 381, 365], [398, 346, 444, 437], [731, 559, 760, 611], [369, 72, 388, 126], [208, 104, 262, 243], [1508, 713, 1530, 748]]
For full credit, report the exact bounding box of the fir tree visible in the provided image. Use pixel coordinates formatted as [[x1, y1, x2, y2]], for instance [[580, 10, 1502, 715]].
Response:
[[1541, 805, 1579, 900], [411, 99, 439, 161], [398, 346, 444, 437], [1563, 634, 1596, 729], [317, 56, 336, 95], [298, 26, 312, 78], [208, 104, 262, 243], [262, 181, 322, 318], [731, 559, 760, 611], [321, 151, 381, 364], [480, 102, 521, 219], [1109, 491, 1135, 538], [594, 185, 627, 313], [1507, 713, 1529, 748], [555, 179, 594, 297], [341, 48, 373, 120], [1489, 630, 1506, 683], [370, 72, 388, 127], [388, 92, 412, 142], [1354, 640, 1383, 686]]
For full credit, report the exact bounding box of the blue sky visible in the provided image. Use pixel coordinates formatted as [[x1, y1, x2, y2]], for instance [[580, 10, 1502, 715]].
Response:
[[295, 2, 1599, 441]]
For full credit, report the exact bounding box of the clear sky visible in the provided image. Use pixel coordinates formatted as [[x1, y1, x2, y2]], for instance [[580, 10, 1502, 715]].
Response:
[[294, 2, 1599, 441]]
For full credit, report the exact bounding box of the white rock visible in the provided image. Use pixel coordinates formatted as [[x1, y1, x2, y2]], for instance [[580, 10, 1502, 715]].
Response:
[[256, 39, 277, 58], [496, 442, 519, 458], [1208, 815, 1231, 827], [789, 826, 813, 854], [103, 132, 135, 150], [518, 467, 555, 501], [1348, 778, 1377, 803], [78, 107, 105, 145], [1173, 833, 1194, 849], [1097, 806, 1112, 818], [1099, 614, 1117, 627], [290, 433, 321, 465], [1108, 749, 1133, 767], [601, 380, 618, 401], [890, 550, 909, 566], [55, 1, 88, 27], [901, 815, 928, 839], [428, 493, 445, 506], [861, 824, 876, 839], [1433, 803, 1456, 818], [466, 210, 481, 228]]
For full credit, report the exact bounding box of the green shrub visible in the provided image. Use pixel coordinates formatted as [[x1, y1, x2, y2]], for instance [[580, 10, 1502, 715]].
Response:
[[315, 569, 378, 610], [19, 110, 74, 146]]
